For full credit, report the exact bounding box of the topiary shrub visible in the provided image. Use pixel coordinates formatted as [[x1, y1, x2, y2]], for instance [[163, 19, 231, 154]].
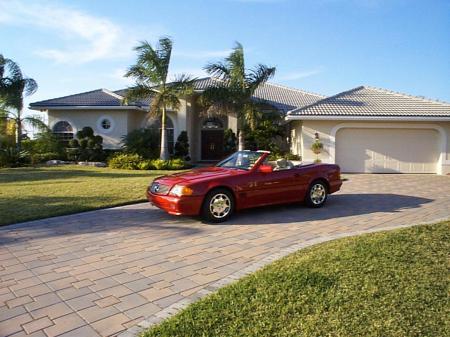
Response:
[[174, 131, 190, 161], [67, 126, 104, 161], [108, 153, 142, 169]]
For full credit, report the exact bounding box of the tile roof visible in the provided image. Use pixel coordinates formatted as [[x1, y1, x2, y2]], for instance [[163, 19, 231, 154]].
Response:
[[29, 89, 125, 107], [192, 77, 325, 112], [30, 77, 324, 112], [288, 86, 450, 118]]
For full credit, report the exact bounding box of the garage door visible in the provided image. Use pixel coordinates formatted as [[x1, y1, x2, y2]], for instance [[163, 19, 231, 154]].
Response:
[[336, 128, 440, 173]]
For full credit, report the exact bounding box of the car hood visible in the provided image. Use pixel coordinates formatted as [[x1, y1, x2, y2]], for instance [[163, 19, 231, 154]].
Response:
[[155, 166, 243, 186]]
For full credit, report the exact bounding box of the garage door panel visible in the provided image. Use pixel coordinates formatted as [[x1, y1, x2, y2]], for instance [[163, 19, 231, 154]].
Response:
[[336, 128, 439, 173]]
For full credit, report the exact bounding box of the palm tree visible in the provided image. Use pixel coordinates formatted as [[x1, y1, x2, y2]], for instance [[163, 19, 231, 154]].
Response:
[[0, 54, 47, 151], [125, 37, 195, 160], [200, 42, 276, 150]]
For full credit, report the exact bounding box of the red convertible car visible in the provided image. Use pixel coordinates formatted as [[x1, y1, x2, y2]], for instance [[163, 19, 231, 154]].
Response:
[[147, 151, 342, 223]]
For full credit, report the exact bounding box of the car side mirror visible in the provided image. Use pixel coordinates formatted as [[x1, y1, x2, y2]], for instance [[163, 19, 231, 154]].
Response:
[[258, 164, 273, 173]]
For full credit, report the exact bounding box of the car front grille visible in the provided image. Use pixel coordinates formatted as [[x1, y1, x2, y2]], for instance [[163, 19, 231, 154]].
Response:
[[149, 181, 170, 195]]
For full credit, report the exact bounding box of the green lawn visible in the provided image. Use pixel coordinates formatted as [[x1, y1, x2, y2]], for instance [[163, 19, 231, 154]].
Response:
[[143, 222, 449, 337], [0, 165, 179, 226]]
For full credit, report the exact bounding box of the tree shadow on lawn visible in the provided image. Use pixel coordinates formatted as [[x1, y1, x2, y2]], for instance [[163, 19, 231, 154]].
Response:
[[0, 193, 432, 244], [0, 167, 166, 184]]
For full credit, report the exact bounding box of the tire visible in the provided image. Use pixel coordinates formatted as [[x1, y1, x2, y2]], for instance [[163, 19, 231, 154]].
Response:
[[201, 188, 234, 223], [305, 180, 328, 208]]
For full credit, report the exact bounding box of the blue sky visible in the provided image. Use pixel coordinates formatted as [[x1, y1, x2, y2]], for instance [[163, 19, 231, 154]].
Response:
[[1, 0, 449, 120]]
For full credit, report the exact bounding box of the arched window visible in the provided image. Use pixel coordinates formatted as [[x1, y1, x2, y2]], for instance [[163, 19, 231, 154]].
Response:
[[147, 117, 175, 154], [52, 121, 74, 143], [202, 117, 223, 129]]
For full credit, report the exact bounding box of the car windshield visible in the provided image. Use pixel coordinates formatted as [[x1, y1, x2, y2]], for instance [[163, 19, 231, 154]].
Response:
[[216, 151, 265, 170]]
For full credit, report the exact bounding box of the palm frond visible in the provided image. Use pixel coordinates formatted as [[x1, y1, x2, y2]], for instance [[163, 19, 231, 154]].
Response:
[[23, 116, 49, 132], [227, 42, 245, 87], [247, 64, 275, 93], [125, 84, 155, 103], [168, 74, 196, 97], [204, 61, 230, 81], [23, 78, 38, 97]]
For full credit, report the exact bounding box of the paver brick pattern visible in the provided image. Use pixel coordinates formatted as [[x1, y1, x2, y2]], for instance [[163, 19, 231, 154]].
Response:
[[0, 174, 449, 336]]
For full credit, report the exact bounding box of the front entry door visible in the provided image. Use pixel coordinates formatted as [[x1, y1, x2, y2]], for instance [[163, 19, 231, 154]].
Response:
[[201, 130, 224, 160]]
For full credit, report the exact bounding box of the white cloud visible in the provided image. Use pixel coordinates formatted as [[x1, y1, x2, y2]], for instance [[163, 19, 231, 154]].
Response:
[[0, 0, 164, 64], [277, 67, 324, 81]]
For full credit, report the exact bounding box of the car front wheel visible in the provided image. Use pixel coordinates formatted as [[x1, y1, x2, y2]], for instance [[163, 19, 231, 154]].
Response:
[[305, 181, 328, 208], [201, 188, 234, 223]]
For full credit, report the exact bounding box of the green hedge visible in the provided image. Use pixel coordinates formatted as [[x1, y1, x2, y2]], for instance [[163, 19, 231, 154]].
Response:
[[108, 153, 189, 170]]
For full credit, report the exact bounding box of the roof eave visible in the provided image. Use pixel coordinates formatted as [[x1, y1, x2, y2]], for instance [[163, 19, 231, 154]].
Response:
[[29, 105, 148, 111], [285, 115, 450, 122]]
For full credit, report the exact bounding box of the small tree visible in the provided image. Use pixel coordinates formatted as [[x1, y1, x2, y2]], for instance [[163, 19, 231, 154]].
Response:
[[311, 138, 324, 163], [67, 126, 104, 161], [121, 128, 159, 159], [174, 131, 190, 160], [223, 128, 237, 155]]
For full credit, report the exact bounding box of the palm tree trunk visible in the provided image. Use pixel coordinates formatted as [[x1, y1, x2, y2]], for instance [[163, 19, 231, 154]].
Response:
[[16, 117, 22, 152], [238, 129, 244, 151], [160, 104, 169, 160]]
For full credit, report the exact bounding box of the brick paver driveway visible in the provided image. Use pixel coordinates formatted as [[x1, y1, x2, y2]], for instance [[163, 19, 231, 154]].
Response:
[[1, 174, 449, 337]]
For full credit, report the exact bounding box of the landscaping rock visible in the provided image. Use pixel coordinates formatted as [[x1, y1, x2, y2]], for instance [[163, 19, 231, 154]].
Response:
[[46, 160, 71, 166], [77, 161, 107, 167]]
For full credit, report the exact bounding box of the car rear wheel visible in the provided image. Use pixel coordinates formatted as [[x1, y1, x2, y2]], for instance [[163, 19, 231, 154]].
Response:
[[305, 181, 328, 208], [201, 188, 234, 223]]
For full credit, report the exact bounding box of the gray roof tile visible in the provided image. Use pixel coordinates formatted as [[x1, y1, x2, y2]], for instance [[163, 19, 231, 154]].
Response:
[[288, 86, 450, 118], [29, 89, 124, 107], [30, 77, 324, 112]]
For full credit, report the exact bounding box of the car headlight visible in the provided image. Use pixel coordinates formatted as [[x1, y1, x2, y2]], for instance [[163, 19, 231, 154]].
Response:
[[169, 184, 193, 197]]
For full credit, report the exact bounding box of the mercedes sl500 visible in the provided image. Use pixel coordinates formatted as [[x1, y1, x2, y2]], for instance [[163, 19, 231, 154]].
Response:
[[147, 151, 342, 223]]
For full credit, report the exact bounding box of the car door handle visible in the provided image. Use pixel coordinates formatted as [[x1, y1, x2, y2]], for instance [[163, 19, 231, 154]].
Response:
[[294, 173, 300, 178]]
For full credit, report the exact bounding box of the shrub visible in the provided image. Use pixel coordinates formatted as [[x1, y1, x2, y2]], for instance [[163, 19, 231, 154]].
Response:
[[21, 132, 65, 163], [244, 120, 285, 152], [0, 148, 30, 167], [137, 160, 155, 170], [223, 129, 237, 155], [30, 152, 61, 165], [169, 158, 186, 170], [67, 126, 104, 161], [108, 153, 189, 170], [174, 131, 190, 160], [152, 159, 169, 170], [121, 128, 159, 159], [108, 153, 142, 170]]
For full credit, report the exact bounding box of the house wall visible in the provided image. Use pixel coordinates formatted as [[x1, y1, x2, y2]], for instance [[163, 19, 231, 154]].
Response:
[[48, 109, 134, 149], [290, 120, 450, 174]]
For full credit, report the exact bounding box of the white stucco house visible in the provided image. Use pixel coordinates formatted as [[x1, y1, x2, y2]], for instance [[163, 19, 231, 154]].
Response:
[[30, 77, 450, 174]]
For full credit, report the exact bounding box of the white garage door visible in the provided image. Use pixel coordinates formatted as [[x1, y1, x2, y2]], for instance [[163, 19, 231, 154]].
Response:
[[336, 128, 440, 173]]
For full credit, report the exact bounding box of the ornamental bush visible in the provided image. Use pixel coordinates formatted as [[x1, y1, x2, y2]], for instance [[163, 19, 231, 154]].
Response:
[[108, 153, 142, 170], [108, 153, 189, 170]]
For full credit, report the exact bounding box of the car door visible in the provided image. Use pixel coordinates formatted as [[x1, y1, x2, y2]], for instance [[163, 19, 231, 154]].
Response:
[[242, 168, 303, 208]]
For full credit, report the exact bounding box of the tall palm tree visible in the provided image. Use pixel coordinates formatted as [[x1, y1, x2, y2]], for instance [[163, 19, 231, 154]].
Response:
[[125, 37, 195, 160], [200, 42, 276, 150], [0, 54, 47, 151]]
